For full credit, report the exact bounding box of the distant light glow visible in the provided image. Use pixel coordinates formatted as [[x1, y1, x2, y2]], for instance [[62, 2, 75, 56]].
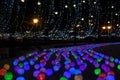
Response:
[[54, 12, 58, 15], [65, 5, 68, 8], [33, 18, 39, 24], [21, 0, 25, 3], [73, 4, 76, 7], [38, 2, 41, 5]]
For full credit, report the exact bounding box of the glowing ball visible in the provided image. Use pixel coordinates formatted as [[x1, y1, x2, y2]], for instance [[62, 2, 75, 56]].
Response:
[[38, 72, 45, 80], [69, 67, 76, 74], [108, 71, 115, 75], [98, 73, 106, 79], [70, 62, 75, 67], [16, 76, 25, 80], [101, 64, 110, 72], [65, 64, 70, 70], [74, 69, 82, 75], [23, 61, 29, 65], [114, 58, 119, 63], [117, 64, 120, 70], [106, 75, 115, 80], [4, 64, 10, 70], [45, 68, 53, 76], [4, 72, 13, 80], [34, 64, 40, 69], [97, 77, 105, 80], [40, 62, 45, 67], [44, 55, 49, 61], [79, 63, 87, 71], [30, 60, 35, 65], [97, 58, 102, 62], [110, 57, 114, 62], [33, 51, 38, 55], [0, 68, 7, 76], [23, 64, 30, 71], [17, 68, 24, 75], [63, 71, 71, 78], [51, 60, 55, 65], [14, 66, 20, 72], [19, 56, 25, 61], [64, 60, 69, 65], [28, 53, 32, 57], [13, 60, 18, 66], [33, 70, 40, 78], [35, 57, 39, 61], [105, 60, 109, 65], [40, 68, 46, 73], [109, 62, 115, 68], [53, 65, 59, 72], [59, 77, 68, 80], [74, 75, 83, 80], [19, 63, 24, 68], [93, 62, 99, 67], [94, 68, 101, 75]]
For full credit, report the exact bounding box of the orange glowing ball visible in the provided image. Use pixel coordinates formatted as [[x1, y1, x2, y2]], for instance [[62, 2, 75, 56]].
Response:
[[3, 64, 10, 70], [0, 68, 7, 76], [74, 75, 83, 80]]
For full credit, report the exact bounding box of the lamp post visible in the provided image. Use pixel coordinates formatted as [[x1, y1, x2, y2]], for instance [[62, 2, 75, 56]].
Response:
[[102, 26, 112, 36], [33, 18, 39, 38]]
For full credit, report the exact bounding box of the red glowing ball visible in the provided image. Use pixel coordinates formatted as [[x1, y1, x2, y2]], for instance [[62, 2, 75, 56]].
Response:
[[37, 72, 45, 80], [99, 72, 106, 79], [107, 71, 115, 75], [0, 68, 7, 76]]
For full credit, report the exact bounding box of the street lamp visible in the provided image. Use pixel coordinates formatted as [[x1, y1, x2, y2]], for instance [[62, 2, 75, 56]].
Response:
[[102, 26, 106, 30], [102, 26, 112, 36], [33, 18, 39, 38]]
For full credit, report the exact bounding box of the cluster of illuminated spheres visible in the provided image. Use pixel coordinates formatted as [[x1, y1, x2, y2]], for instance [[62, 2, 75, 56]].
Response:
[[0, 42, 120, 80]]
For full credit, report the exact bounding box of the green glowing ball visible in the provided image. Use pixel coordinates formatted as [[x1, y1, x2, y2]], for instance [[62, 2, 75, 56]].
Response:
[[4, 72, 13, 80], [94, 68, 101, 75], [60, 77, 68, 80], [117, 65, 120, 70]]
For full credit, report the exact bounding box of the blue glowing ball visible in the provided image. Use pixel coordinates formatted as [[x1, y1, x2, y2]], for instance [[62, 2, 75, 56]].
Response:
[[13, 60, 18, 66], [34, 64, 40, 70], [23, 61, 29, 65], [53, 65, 59, 72], [33, 51, 38, 55], [114, 58, 119, 63], [17, 69, 24, 75], [63, 71, 71, 78], [74, 69, 82, 75], [106, 75, 115, 80], [65, 64, 70, 70], [69, 68, 76, 74], [33, 70, 40, 78], [24, 64, 30, 71], [16, 76, 25, 80], [45, 68, 53, 76], [64, 60, 69, 65], [40, 67, 46, 72], [40, 62, 45, 67], [30, 60, 34, 65], [19, 56, 25, 61]]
